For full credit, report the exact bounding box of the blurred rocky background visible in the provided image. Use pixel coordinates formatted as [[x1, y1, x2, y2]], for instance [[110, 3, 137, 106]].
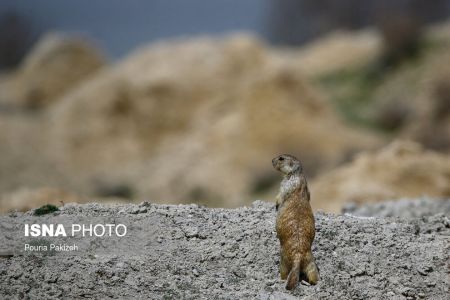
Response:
[[0, 0, 449, 213]]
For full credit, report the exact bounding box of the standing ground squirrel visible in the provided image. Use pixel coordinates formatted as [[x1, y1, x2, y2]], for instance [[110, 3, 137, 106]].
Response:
[[272, 154, 319, 290]]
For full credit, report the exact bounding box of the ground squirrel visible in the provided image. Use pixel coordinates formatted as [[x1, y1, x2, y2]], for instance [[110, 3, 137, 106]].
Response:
[[272, 154, 319, 290]]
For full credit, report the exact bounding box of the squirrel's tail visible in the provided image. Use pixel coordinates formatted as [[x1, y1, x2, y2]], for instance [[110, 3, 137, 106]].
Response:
[[285, 260, 301, 290], [305, 259, 319, 285]]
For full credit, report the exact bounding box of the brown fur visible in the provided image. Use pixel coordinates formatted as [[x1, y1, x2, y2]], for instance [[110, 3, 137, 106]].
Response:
[[272, 154, 319, 290]]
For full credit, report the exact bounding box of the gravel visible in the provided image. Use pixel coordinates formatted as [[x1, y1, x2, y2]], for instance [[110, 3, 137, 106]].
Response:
[[0, 199, 449, 299], [342, 198, 450, 218]]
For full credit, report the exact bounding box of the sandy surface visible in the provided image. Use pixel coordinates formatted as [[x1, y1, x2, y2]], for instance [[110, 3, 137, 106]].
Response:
[[0, 199, 449, 299]]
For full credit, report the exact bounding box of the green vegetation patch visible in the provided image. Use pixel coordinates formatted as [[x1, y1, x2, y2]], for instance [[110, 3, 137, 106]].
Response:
[[316, 65, 385, 129], [33, 204, 59, 216], [313, 33, 447, 133]]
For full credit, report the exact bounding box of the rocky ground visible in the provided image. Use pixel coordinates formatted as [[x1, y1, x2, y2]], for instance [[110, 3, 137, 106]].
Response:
[[0, 198, 448, 299], [343, 198, 450, 218]]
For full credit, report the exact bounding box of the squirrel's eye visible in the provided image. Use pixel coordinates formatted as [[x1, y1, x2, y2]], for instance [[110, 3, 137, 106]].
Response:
[[279, 157, 284, 161]]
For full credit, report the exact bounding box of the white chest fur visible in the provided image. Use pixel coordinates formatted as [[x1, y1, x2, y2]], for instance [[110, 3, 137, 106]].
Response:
[[279, 175, 300, 200]]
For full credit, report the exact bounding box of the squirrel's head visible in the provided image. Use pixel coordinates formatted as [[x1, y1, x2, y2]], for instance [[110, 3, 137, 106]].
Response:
[[272, 154, 302, 176]]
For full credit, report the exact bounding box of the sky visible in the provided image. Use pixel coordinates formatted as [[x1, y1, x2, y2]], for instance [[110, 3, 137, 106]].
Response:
[[2, 0, 449, 61], [0, 0, 269, 59]]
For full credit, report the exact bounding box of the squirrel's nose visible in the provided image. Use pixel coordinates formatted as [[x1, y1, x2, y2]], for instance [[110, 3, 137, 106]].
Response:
[[272, 157, 277, 166]]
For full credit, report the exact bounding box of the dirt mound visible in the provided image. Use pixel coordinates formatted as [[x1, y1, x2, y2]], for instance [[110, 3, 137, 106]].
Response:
[[0, 200, 448, 298], [0, 113, 77, 204], [370, 41, 450, 151], [311, 140, 450, 212], [47, 34, 380, 206], [399, 51, 450, 151], [288, 29, 382, 77], [310, 22, 450, 151], [0, 33, 105, 110]]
